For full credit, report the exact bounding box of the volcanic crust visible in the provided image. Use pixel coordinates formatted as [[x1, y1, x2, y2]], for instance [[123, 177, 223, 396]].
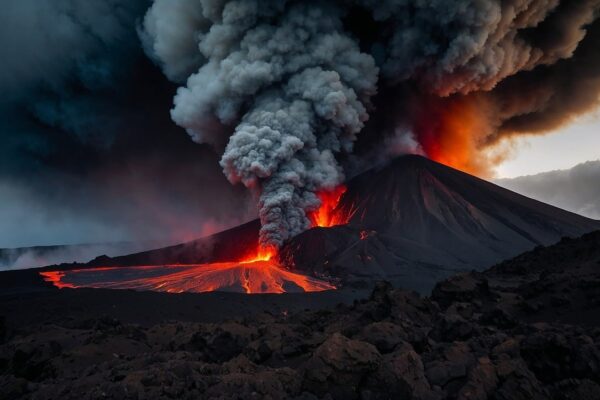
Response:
[[2, 230, 600, 399]]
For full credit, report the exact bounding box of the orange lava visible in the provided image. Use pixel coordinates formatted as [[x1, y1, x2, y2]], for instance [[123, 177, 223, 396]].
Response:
[[40, 260, 335, 294], [40, 188, 360, 295], [39, 244, 335, 294], [239, 245, 276, 264], [309, 186, 355, 228], [39, 271, 77, 289]]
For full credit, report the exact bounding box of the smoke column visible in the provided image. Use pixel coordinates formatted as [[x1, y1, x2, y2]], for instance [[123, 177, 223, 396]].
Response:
[[141, 0, 600, 248]]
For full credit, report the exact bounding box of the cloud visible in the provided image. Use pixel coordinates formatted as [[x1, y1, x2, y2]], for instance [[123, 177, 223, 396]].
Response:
[[496, 160, 600, 219], [0, 0, 255, 255]]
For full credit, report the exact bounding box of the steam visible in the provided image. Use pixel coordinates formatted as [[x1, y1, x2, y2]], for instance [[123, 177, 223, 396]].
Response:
[[141, 0, 600, 247]]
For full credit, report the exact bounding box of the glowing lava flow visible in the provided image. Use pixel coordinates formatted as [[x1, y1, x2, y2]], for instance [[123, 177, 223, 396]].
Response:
[[40, 186, 360, 294], [39, 246, 334, 294], [308, 185, 355, 228]]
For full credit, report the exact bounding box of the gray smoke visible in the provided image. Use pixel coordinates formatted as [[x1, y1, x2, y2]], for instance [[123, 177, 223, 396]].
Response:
[[369, 0, 598, 96], [141, 0, 600, 248], [142, 1, 378, 248]]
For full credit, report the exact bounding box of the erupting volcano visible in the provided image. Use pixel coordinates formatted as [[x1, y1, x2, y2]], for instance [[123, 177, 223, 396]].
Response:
[[39, 213, 339, 294], [41, 184, 357, 294], [40, 244, 334, 294], [39, 156, 600, 294]]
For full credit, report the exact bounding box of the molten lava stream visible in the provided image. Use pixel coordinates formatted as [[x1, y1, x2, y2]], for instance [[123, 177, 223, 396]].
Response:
[[308, 185, 357, 228], [39, 190, 358, 295], [39, 246, 335, 294]]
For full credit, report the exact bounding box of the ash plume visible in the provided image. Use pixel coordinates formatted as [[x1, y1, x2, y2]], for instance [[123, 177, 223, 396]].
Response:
[[142, 0, 600, 248]]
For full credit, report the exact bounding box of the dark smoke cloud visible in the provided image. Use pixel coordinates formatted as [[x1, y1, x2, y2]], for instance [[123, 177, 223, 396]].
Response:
[[142, 0, 600, 248], [492, 10, 600, 141], [2, 0, 599, 257], [496, 160, 600, 219], [0, 0, 254, 253]]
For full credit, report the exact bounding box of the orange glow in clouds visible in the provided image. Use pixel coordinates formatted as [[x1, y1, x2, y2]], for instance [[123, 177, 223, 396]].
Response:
[[415, 95, 500, 177]]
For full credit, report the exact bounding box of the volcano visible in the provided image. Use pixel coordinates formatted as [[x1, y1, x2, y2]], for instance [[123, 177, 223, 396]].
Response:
[[41, 155, 600, 293]]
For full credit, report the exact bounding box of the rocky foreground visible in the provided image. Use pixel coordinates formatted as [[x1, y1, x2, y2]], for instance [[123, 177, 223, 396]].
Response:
[[1, 231, 600, 399]]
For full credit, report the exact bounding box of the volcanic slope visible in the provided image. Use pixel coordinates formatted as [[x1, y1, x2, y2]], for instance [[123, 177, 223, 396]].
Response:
[[280, 155, 600, 292], [58, 155, 599, 294]]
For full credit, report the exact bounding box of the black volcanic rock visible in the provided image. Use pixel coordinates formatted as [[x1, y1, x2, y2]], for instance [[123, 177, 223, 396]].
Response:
[[281, 155, 600, 292], [32, 156, 600, 294], [2, 230, 600, 399], [89, 219, 262, 267]]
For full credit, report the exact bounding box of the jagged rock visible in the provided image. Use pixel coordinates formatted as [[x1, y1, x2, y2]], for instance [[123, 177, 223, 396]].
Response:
[[491, 338, 521, 359], [456, 357, 498, 400], [552, 379, 600, 400], [431, 273, 492, 309], [479, 306, 517, 329], [0, 375, 28, 400], [367, 342, 441, 400], [302, 333, 381, 399], [493, 358, 549, 400], [355, 321, 407, 353], [430, 314, 478, 342], [520, 331, 600, 383], [188, 322, 258, 362], [3, 230, 600, 399], [5, 338, 61, 381], [424, 342, 476, 390]]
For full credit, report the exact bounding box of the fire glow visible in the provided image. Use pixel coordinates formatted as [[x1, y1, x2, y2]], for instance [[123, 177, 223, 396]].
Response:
[[309, 185, 354, 228], [41, 260, 334, 294], [414, 95, 495, 177], [40, 187, 354, 294], [40, 233, 328, 295]]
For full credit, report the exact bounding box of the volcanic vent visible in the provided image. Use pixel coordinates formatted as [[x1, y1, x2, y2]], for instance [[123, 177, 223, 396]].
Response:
[[41, 156, 600, 294]]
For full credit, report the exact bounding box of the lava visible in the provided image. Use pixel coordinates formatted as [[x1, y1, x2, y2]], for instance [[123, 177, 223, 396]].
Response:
[[39, 270, 77, 289], [308, 185, 355, 228], [40, 261, 334, 294], [40, 186, 359, 295], [39, 245, 334, 294], [239, 245, 276, 264]]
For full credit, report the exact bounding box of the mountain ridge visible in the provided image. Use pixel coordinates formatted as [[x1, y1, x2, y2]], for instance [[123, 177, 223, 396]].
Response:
[[33, 155, 600, 293]]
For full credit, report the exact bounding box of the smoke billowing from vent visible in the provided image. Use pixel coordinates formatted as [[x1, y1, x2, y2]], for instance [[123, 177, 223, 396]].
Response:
[[142, 0, 600, 248]]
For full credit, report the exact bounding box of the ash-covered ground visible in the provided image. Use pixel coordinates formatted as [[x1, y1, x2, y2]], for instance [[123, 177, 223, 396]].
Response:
[[2, 230, 600, 400]]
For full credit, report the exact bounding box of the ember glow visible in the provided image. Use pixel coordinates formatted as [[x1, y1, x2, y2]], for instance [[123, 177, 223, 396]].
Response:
[[308, 186, 354, 228], [40, 187, 363, 295], [239, 245, 276, 264], [39, 242, 335, 294], [40, 258, 334, 294]]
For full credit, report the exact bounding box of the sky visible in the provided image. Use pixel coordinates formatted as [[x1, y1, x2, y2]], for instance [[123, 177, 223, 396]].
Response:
[[496, 111, 600, 178]]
